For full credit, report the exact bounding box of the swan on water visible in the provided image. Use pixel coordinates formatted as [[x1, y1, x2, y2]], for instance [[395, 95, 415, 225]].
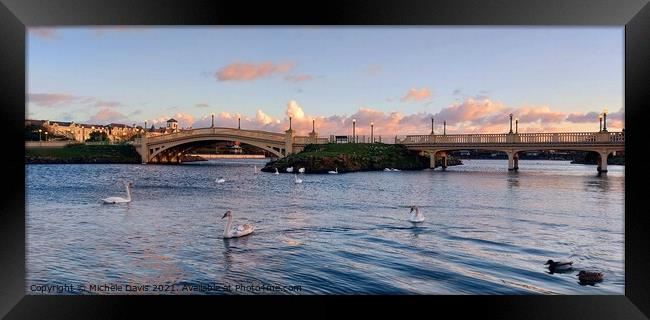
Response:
[[274, 168, 279, 175], [294, 174, 303, 184], [328, 168, 338, 174], [102, 182, 133, 204], [298, 167, 305, 173], [254, 165, 259, 174], [409, 205, 425, 223], [216, 177, 226, 183], [392, 168, 401, 171], [286, 166, 294, 173], [384, 168, 392, 171], [222, 210, 254, 239]]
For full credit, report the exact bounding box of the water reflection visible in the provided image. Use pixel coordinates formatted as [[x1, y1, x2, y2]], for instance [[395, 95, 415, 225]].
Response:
[[507, 174, 520, 189], [584, 176, 610, 193]]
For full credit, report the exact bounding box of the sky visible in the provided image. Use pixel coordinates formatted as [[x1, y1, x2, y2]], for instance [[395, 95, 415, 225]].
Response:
[[27, 27, 624, 135]]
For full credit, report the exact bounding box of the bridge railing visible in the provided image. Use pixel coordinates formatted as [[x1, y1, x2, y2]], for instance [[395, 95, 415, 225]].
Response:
[[144, 127, 286, 144], [398, 131, 624, 145]]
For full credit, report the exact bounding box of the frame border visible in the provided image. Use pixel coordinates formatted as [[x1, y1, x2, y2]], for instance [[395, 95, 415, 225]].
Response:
[[1, 0, 648, 318]]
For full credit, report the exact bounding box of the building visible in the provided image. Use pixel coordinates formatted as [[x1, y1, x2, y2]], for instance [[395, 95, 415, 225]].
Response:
[[32, 119, 143, 143]]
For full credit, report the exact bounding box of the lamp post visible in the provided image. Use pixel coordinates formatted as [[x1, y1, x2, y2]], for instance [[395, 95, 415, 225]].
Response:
[[515, 118, 519, 134], [44, 131, 48, 141], [211, 113, 215, 127], [81, 126, 85, 142], [431, 117, 434, 134], [509, 113, 513, 134], [602, 108, 608, 132], [598, 114, 603, 132], [144, 120, 147, 133], [443, 121, 446, 135], [238, 117, 241, 130], [312, 119, 315, 133], [352, 119, 356, 143], [371, 122, 374, 143], [38, 129, 42, 141], [289, 116, 292, 130]]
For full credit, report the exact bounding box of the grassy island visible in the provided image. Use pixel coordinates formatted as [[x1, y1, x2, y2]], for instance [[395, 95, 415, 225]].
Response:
[[262, 143, 461, 174], [25, 144, 142, 164]]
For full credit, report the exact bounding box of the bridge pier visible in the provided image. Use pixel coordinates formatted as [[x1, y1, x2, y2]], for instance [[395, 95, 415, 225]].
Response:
[[597, 151, 609, 173], [429, 152, 436, 169], [506, 150, 519, 171]]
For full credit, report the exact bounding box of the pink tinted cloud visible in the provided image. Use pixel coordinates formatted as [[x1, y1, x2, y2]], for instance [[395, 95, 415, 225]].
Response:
[[29, 28, 58, 39], [88, 108, 129, 123], [28, 93, 79, 107], [216, 62, 295, 81], [92, 100, 123, 108], [284, 74, 313, 82], [401, 88, 432, 102], [150, 113, 197, 128]]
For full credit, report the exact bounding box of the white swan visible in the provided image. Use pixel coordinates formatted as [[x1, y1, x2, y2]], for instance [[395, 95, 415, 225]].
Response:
[[392, 168, 401, 171], [254, 165, 259, 174], [409, 205, 425, 223], [384, 168, 392, 171], [286, 166, 294, 173], [102, 182, 133, 204], [222, 210, 254, 239], [216, 177, 226, 183], [274, 168, 279, 175], [328, 167, 338, 174], [294, 174, 303, 184], [298, 167, 305, 173]]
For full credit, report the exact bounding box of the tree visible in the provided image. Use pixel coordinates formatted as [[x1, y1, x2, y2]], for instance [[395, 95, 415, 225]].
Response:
[[87, 131, 109, 142]]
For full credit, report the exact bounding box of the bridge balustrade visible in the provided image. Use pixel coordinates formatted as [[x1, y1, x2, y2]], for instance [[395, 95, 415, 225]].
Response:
[[399, 131, 623, 145], [144, 127, 286, 144]]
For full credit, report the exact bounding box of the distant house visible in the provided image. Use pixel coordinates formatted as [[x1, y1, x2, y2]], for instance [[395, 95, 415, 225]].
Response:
[[167, 118, 179, 132]]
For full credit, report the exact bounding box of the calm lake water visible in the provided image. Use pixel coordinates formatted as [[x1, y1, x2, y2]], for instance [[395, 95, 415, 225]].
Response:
[[26, 159, 624, 294]]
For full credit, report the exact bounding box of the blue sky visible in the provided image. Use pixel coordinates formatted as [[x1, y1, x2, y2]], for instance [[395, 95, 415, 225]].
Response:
[[27, 27, 624, 134]]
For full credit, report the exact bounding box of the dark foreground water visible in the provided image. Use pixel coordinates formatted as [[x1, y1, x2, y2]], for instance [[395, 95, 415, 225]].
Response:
[[26, 159, 624, 294]]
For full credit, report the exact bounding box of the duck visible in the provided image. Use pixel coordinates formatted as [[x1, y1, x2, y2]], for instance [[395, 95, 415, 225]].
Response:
[[577, 271, 604, 284], [215, 177, 226, 183], [544, 260, 573, 273], [328, 167, 339, 174], [409, 205, 425, 223], [221, 210, 254, 239]]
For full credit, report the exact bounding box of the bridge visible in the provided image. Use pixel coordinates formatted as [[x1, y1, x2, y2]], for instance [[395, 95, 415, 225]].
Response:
[[397, 131, 624, 173], [134, 127, 624, 172], [133, 126, 326, 164]]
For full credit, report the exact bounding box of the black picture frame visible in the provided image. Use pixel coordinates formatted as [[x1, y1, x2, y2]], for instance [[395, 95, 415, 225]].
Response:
[[1, 0, 649, 318]]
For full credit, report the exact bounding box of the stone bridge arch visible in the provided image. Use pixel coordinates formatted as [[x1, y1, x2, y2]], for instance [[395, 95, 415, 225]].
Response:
[[136, 128, 290, 163]]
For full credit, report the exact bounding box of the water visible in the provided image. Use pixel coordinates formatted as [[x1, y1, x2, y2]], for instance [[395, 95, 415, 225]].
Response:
[[26, 159, 624, 295]]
